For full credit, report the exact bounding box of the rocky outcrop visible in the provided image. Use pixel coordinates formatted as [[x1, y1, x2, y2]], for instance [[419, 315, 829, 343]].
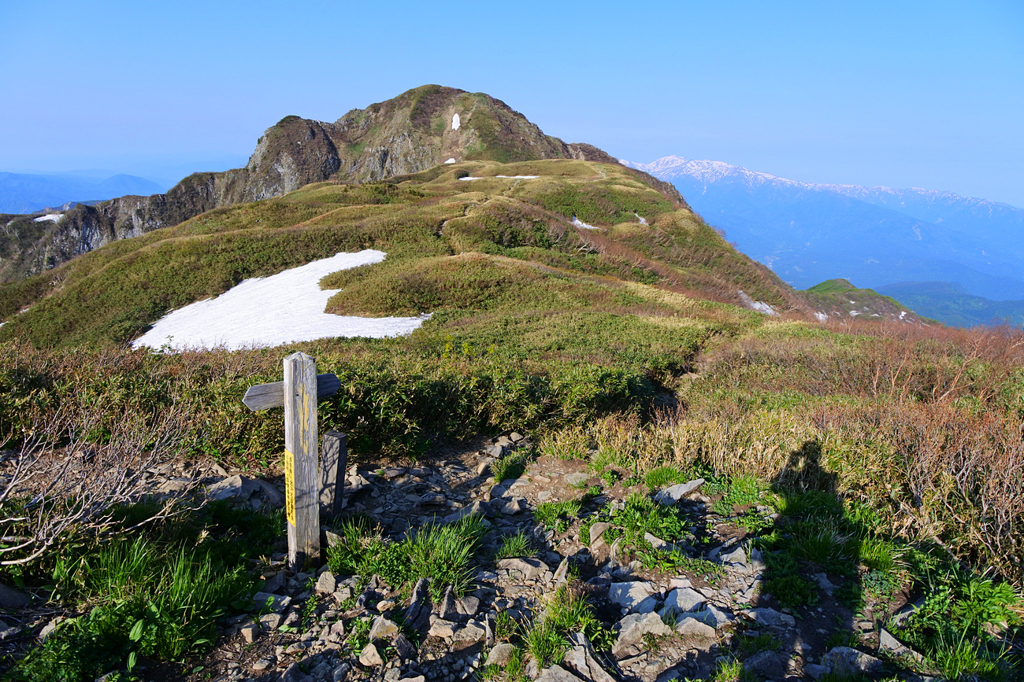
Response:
[[2, 85, 652, 282]]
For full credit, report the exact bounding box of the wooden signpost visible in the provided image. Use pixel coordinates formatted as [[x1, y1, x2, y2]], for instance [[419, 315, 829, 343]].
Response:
[[243, 352, 343, 570]]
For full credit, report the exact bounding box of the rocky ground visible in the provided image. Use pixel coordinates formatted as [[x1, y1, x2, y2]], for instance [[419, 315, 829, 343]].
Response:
[[6, 434, 943, 682]]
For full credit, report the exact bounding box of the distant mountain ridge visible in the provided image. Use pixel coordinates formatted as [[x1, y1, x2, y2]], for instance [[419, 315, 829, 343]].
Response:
[[623, 156, 1024, 303], [3, 86, 674, 283], [0, 172, 166, 214]]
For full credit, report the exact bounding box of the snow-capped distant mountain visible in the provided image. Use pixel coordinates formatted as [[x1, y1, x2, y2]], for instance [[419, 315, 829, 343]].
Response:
[[622, 156, 1024, 303]]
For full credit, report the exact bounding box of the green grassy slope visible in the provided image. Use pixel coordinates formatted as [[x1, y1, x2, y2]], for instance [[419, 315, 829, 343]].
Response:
[[803, 278, 931, 324], [0, 160, 801, 349]]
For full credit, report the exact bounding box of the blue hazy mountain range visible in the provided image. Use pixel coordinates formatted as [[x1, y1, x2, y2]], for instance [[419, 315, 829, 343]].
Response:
[[623, 156, 1024, 303], [0, 171, 168, 214]]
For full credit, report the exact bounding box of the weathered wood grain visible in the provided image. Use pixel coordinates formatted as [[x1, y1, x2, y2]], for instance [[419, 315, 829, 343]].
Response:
[[242, 373, 340, 411], [319, 430, 347, 520], [283, 352, 321, 570]]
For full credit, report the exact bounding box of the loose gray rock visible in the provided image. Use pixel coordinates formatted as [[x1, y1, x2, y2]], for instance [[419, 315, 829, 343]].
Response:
[[359, 642, 384, 667], [428, 618, 457, 638], [589, 522, 611, 545], [653, 479, 704, 505], [454, 622, 487, 642], [315, 571, 337, 594], [282, 661, 315, 682], [879, 628, 924, 663], [608, 581, 658, 614], [664, 587, 705, 614], [563, 633, 616, 682], [394, 632, 417, 659], [745, 650, 787, 679], [674, 617, 717, 643], [612, 612, 673, 658], [744, 607, 796, 628], [486, 642, 516, 667], [536, 664, 583, 681], [259, 613, 282, 630], [457, 595, 480, 616], [822, 646, 884, 675], [252, 591, 291, 613], [436, 586, 460, 620], [564, 473, 590, 487], [442, 500, 492, 525], [497, 557, 549, 581], [369, 616, 399, 642], [404, 578, 431, 629]]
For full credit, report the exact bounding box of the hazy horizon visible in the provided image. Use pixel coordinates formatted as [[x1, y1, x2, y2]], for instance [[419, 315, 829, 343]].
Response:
[[2, 1, 1021, 206]]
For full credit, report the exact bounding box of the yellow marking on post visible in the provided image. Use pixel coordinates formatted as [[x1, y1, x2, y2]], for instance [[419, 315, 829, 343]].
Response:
[[284, 449, 296, 527]]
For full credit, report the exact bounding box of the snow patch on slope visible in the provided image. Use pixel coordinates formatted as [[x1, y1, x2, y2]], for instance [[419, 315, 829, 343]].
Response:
[[452, 113, 461, 131], [33, 214, 63, 223], [571, 217, 599, 230], [133, 250, 428, 352], [738, 291, 778, 316]]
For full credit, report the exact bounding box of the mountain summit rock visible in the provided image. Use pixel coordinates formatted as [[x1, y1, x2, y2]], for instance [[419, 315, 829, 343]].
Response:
[[3, 86, 676, 282]]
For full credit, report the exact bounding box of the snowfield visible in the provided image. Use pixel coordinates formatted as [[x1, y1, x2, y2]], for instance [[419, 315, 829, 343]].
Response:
[[132, 250, 429, 352], [33, 214, 62, 223]]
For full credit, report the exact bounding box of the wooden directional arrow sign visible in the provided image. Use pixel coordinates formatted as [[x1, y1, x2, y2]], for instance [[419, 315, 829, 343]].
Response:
[[242, 373, 340, 412], [242, 358, 342, 570]]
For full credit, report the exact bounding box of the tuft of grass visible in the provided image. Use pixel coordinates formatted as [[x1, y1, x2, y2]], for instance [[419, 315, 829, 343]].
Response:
[[523, 584, 612, 667], [534, 499, 584, 533], [326, 514, 487, 600], [496, 532, 533, 560], [492, 450, 531, 482], [737, 631, 781, 657], [14, 501, 274, 681], [644, 465, 690, 489]]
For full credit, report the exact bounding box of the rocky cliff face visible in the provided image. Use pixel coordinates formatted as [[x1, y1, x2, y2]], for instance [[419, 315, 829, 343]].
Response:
[[1, 86, 689, 282]]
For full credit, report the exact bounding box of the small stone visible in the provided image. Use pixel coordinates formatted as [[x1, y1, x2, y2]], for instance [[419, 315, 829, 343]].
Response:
[[428, 619, 457, 638], [453, 623, 487, 642], [394, 633, 417, 659], [316, 571, 337, 594], [437, 586, 460, 620], [664, 587, 705, 613], [240, 624, 259, 643], [536, 664, 583, 681], [822, 646, 884, 675], [744, 607, 796, 628], [612, 612, 673, 658], [457, 596, 480, 616], [653, 479, 704, 505], [285, 641, 313, 655], [259, 613, 282, 630], [496, 557, 549, 581], [252, 591, 291, 613], [608, 581, 658, 614], [486, 642, 516, 666], [252, 658, 273, 671], [359, 642, 384, 667], [369, 616, 400, 642], [564, 473, 590, 487], [745, 650, 787, 679], [674, 617, 717, 643], [38, 617, 63, 642]]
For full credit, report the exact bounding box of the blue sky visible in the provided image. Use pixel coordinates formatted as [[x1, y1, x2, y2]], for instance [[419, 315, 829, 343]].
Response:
[[1, 0, 1022, 205]]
